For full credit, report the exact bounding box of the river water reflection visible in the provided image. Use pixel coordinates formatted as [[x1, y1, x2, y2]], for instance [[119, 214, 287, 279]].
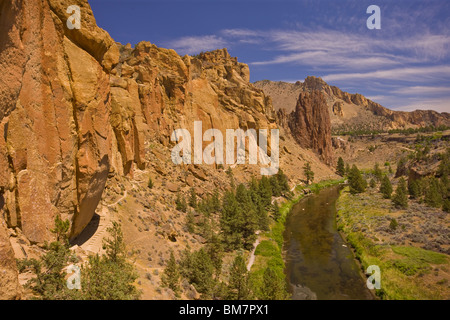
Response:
[[283, 185, 373, 300]]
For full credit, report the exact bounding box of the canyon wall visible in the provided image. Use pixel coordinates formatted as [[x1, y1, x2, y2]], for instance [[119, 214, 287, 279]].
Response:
[[0, 0, 335, 299], [255, 77, 450, 133]]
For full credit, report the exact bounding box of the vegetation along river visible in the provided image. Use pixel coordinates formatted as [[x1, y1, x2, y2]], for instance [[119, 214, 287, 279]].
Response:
[[283, 185, 373, 300]]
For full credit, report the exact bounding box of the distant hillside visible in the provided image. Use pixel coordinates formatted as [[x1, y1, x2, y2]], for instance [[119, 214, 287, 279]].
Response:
[[255, 77, 450, 134]]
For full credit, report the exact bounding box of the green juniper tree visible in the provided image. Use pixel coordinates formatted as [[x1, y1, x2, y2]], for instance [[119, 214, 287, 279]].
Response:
[[188, 187, 197, 209], [19, 219, 140, 300], [348, 165, 367, 194], [380, 175, 393, 199], [17, 216, 77, 300], [424, 177, 442, 208], [392, 177, 408, 208], [161, 250, 180, 297], [303, 162, 314, 185], [220, 190, 244, 250], [227, 255, 252, 300], [373, 163, 383, 182], [272, 200, 281, 222], [336, 157, 345, 176], [408, 178, 420, 199], [175, 193, 187, 213], [258, 267, 288, 300]]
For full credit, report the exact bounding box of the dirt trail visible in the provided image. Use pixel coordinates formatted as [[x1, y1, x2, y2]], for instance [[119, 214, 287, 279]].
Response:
[[247, 231, 261, 271], [75, 191, 127, 255]]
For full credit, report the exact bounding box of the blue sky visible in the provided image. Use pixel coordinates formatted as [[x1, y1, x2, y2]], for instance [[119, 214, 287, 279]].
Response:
[[90, 0, 450, 113]]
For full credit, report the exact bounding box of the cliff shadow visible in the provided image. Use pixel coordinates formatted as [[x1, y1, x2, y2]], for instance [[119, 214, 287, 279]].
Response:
[[70, 213, 101, 247]]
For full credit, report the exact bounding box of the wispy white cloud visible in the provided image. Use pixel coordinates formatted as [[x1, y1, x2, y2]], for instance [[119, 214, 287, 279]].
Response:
[[322, 65, 450, 82], [249, 29, 449, 68], [393, 98, 450, 113], [164, 22, 450, 113], [391, 86, 450, 95], [166, 35, 228, 54]]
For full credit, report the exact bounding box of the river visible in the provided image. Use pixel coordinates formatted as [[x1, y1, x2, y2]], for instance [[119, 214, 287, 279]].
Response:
[[283, 185, 373, 300]]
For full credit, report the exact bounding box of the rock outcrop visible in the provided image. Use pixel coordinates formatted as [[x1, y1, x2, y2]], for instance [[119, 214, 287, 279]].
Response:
[[0, 0, 118, 245], [255, 77, 450, 133], [0, 218, 20, 300], [0, 0, 338, 299], [279, 91, 333, 165]]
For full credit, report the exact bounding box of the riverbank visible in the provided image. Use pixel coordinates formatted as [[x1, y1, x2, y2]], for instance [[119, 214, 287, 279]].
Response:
[[248, 178, 345, 298], [336, 186, 450, 299]]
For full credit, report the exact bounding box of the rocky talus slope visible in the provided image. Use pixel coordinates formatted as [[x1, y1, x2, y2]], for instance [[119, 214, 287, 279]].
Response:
[[0, 0, 337, 299], [255, 78, 450, 133]]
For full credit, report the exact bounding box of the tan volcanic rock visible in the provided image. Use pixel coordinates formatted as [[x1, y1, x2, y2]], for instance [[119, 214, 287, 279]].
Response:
[[255, 77, 450, 133], [0, 0, 116, 243], [0, 219, 20, 300], [0, 0, 340, 299], [284, 91, 333, 165]]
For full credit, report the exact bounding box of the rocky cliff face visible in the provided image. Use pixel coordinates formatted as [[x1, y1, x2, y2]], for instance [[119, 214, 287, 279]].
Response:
[[278, 91, 333, 165], [1, 0, 323, 299], [0, 0, 118, 247], [108, 43, 276, 177], [255, 77, 450, 133]]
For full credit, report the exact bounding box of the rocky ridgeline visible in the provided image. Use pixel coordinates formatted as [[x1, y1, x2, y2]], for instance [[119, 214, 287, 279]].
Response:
[[255, 77, 450, 133]]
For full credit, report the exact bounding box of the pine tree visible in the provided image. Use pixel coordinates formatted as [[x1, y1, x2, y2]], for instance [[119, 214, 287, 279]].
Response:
[[379, 175, 393, 199], [227, 255, 252, 300], [50, 215, 70, 244], [201, 217, 213, 240], [276, 169, 290, 194], [369, 178, 376, 188], [259, 267, 288, 300], [206, 234, 224, 278], [188, 248, 215, 298], [336, 157, 345, 176], [443, 198, 450, 213], [373, 163, 383, 182], [270, 176, 282, 197], [408, 179, 420, 199], [392, 177, 408, 208], [345, 163, 351, 175], [272, 200, 281, 222], [161, 250, 180, 297], [236, 184, 258, 249], [102, 221, 126, 264], [348, 165, 367, 194], [395, 157, 408, 178], [259, 176, 272, 208], [226, 167, 235, 190], [176, 193, 187, 213], [17, 216, 76, 300], [211, 189, 221, 212], [220, 191, 244, 250], [19, 219, 141, 300], [424, 177, 442, 208], [303, 162, 314, 185], [186, 210, 195, 233], [189, 187, 197, 208]]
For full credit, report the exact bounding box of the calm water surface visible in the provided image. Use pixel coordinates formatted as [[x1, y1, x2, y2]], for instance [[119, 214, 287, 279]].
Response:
[[283, 185, 373, 300]]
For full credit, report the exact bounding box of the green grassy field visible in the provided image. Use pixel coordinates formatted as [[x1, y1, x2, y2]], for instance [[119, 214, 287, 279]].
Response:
[[337, 187, 450, 300]]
